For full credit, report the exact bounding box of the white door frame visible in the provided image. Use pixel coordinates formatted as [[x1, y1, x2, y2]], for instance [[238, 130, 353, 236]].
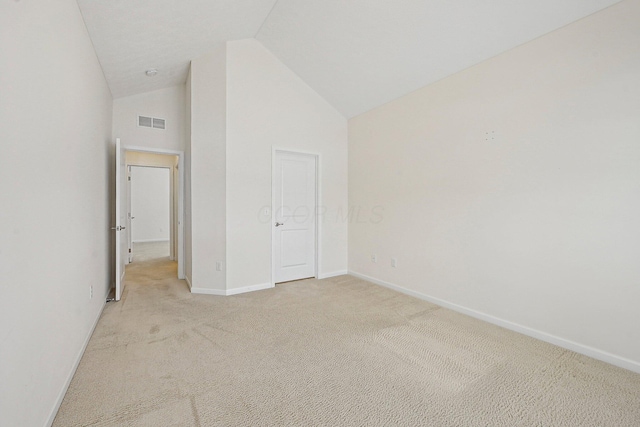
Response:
[[127, 165, 132, 264], [271, 148, 320, 285], [123, 145, 185, 280], [114, 138, 126, 300]]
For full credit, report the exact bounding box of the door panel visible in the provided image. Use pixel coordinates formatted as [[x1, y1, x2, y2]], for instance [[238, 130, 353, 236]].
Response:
[[273, 151, 317, 283], [281, 229, 308, 267], [114, 138, 127, 301]]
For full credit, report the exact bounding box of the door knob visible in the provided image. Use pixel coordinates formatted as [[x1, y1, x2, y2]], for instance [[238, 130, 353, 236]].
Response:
[[110, 226, 126, 231], [275, 222, 284, 227]]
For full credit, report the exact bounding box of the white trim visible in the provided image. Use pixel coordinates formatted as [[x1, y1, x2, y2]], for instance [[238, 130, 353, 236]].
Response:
[[176, 153, 184, 280], [318, 270, 348, 279], [191, 287, 227, 296], [126, 163, 173, 168], [191, 283, 274, 296], [124, 145, 181, 156], [315, 153, 322, 280], [348, 271, 640, 374], [46, 298, 106, 427], [227, 283, 274, 296], [185, 275, 192, 290], [132, 238, 170, 243]]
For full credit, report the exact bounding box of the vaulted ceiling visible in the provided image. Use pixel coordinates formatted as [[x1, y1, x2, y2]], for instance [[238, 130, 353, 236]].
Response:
[[77, 0, 621, 118]]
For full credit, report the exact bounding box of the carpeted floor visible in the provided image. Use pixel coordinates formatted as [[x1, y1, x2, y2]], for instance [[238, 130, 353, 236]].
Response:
[[131, 241, 170, 262], [53, 254, 640, 426]]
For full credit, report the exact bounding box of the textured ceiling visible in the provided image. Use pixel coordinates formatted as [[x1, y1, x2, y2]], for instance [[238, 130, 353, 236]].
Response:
[[76, 0, 278, 98], [78, 0, 621, 117]]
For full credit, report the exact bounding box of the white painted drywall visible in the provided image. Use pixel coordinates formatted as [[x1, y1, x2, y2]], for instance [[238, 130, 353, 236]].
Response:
[[112, 85, 185, 151], [349, 0, 640, 368], [130, 167, 171, 243], [0, 1, 113, 425], [226, 39, 348, 291], [189, 47, 227, 292], [257, 0, 621, 118], [76, 0, 278, 98]]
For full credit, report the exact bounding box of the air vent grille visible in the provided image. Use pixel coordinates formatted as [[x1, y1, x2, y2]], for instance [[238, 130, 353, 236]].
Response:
[[138, 115, 166, 130], [138, 115, 152, 128], [152, 118, 166, 129]]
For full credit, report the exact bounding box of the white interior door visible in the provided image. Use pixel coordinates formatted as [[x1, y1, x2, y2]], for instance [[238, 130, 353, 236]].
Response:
[[114, 138, 127, 301], [273, 151, 317, 283]]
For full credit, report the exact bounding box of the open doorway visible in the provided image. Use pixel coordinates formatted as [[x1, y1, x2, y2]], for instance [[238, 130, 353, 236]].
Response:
[[123, 148, 184, 279], [129, 165, 171, 262]]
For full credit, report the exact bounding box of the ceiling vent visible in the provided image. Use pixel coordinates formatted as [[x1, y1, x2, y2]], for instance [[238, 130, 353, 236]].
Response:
[[138, 115, 166, 130]]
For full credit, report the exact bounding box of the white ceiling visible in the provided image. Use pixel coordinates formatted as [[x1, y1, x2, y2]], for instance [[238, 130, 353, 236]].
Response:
[[76, 0, 278, 98], [77, 0, 621, 117]]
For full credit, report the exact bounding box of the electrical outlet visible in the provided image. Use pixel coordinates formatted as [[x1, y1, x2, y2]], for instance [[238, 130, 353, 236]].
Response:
[[216, 261, 222, 271], [371, 254, 377, 263], [89, 285, 93, 299], [391, 258, 397, 268]]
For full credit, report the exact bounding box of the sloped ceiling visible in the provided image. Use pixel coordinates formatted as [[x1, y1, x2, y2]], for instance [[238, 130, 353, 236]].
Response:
[[76, 0, 278, 98], [77, 0, 621, 118]]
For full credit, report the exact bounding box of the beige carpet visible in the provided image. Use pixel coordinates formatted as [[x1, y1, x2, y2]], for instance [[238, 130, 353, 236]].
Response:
[[53, 258, 640, 426], [131, 241, 170, 262]]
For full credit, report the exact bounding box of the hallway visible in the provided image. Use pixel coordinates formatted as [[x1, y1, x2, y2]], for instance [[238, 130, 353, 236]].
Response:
[[131, 241, 171, 263]]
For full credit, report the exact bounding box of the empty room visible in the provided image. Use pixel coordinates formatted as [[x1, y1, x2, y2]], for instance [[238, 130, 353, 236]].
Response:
[[1, 0, 639, 426]]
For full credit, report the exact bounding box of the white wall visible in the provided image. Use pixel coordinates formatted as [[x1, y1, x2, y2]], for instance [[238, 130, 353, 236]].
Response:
[[349, 0, 640, 371], [189, 47, 227, 292], [226, 39, 349, 291], [130, 167, 171, 243], [113, 85, 185, 151], [0, 1, 113, 425]]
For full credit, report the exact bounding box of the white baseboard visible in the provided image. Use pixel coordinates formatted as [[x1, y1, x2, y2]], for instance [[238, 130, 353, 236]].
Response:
[[227, 282, 274, 296], [318, 270, 348, 279], [349, 271, 640, 374], [46, 295, 107, 427], [132, 239, 170, 243], [191, 287, 226, 296], [185, 275, 192, 290], [191, 282, 274, 296]]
